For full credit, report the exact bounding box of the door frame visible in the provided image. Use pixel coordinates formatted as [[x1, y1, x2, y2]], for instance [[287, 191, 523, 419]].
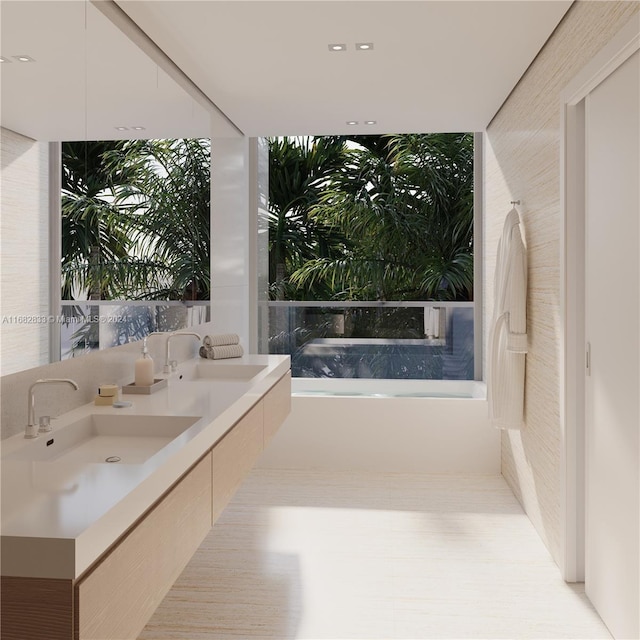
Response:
[[560, 12, 640, 583]]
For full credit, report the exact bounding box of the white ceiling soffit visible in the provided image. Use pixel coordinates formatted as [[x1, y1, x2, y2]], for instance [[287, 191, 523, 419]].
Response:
[[0, 1, 225, 142], [115, 0, 572, 136]]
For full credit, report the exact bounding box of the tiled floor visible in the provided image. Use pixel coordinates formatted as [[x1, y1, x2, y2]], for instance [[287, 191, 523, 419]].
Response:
[[139, 470, 610, 640]]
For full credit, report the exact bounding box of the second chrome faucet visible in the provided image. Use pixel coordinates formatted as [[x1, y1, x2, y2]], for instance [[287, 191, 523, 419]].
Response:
[[26, 378, 79, 439], [163, 331, 201, 373]]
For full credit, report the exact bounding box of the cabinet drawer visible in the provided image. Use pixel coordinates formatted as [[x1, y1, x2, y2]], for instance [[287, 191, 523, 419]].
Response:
[[76, 453, 212, 640], [264, 371, 291, 447], [213, 401, 263, 522]]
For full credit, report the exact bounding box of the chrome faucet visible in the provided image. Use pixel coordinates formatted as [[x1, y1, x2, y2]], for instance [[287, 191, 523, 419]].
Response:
[[164, 332, 201, 373], [26, 378, 79, 439]]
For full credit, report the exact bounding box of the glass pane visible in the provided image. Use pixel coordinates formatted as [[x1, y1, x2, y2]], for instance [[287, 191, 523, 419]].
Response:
[[269, 304, 473, 380], [60, 303, 210, 359]]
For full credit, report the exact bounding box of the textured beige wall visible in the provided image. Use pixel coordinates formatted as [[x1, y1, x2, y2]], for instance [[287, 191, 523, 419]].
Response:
[[485, 1, 639, 565], [0, 127, 50, 375]]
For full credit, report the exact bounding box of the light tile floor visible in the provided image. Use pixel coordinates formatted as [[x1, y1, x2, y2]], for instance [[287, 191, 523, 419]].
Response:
[[139, 470, 611, 640]]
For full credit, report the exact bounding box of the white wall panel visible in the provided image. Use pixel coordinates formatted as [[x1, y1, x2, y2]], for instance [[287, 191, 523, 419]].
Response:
[[584, 50, 639, 639], [211, 136, 250, 289], [0, 128, 50, 375], [211, 136, 251, 349]]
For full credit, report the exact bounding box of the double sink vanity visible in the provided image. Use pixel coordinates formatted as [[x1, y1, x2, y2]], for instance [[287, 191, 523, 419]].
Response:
[[1, 354, 291, 640]]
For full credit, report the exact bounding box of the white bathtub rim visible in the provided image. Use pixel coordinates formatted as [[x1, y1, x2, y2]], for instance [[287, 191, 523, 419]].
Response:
[[291, 377, 486, 399]]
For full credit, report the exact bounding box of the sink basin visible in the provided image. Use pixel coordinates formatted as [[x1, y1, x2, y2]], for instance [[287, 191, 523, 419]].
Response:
[[4, 414, 200, 465], [177, 362, 267, 381]]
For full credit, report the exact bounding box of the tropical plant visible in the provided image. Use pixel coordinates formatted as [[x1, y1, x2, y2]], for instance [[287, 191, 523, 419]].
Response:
[[285, 133, 474, 301], [61, 139, 210, 354], [61, 141, 133, 299], [61, 138, 211, 302], [103, 138, 211, 300], [268, 136, 349, 299]]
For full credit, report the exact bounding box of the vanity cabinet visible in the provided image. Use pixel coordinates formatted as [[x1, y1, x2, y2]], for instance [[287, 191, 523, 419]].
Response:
[[212, 371, 291, 521], [213, 401, 263, 522], [1, 369, 291, 640], [264, 371, 291, 447], [76, 452, 212, 640]]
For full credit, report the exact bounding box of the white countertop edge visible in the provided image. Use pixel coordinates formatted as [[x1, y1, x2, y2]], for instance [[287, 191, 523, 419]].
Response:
[[1, 354, 290, 580]]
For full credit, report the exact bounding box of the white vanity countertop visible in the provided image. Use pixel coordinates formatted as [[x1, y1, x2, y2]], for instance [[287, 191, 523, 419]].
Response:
[[0, 354, 290, 580]]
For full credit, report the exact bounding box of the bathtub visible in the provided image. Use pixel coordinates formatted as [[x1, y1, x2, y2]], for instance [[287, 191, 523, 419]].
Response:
[[257, 378, 500, 474]]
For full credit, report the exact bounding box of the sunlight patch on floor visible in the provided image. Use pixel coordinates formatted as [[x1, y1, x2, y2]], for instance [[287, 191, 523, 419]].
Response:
[[140, 470, 610, 640]]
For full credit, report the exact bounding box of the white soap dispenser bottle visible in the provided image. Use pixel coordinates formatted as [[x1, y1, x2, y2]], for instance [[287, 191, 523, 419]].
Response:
[[135, 337, 155, 387]]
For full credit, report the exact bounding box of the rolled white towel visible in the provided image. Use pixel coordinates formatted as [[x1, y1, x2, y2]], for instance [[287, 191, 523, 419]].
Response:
[[209, 344, 244, 360], [203, 333, 240, 347]]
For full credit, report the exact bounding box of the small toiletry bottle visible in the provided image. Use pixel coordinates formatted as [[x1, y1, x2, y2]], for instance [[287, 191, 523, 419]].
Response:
[[135, 337, 155, 387]]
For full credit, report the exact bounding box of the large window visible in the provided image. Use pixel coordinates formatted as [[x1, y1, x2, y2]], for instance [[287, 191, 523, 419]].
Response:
[[59, 139, 211, 359], [266, 134, 477, 380]]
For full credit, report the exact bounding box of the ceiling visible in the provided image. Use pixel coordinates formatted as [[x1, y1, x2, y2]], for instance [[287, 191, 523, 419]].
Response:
[[0, 1, 214, 141], [0, 0, 572, 141]]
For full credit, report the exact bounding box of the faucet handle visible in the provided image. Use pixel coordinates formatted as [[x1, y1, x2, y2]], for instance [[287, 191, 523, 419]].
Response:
[[38, 416, 52, 433]]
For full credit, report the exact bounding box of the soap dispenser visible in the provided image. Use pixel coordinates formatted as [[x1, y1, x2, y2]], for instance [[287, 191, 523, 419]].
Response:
[[135, 337, 155, 387]]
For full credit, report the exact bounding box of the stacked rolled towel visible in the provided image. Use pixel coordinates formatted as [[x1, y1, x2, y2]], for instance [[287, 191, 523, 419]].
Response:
[[203, 333, 240, 348], [200, 334, 244, 360], [201, 344, 244, 359]]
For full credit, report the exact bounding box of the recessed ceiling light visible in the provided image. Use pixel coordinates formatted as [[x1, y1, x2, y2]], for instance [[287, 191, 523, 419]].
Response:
[[0, 57, 12, 63], [355, 43, 374, 51], [14, 55, 35, 62], [131, 126, 146, 131], [115, 126, 129, 131], [346, 121, 358, 126], [328, 44, 346, 52], [364, 121, 377, 125]]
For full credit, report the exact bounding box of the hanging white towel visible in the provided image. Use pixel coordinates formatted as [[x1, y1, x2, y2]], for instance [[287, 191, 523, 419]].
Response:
[[488, 208, 528, 429]]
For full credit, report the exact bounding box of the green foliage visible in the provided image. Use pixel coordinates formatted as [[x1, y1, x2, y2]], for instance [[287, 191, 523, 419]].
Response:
[[268, 137, 350, 299], [103, 138, 211, 300], [61, 141, 131, 299], [268, 133, 474, 302], [61, 139, 210, 301], [62, 133, 472, 305]]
